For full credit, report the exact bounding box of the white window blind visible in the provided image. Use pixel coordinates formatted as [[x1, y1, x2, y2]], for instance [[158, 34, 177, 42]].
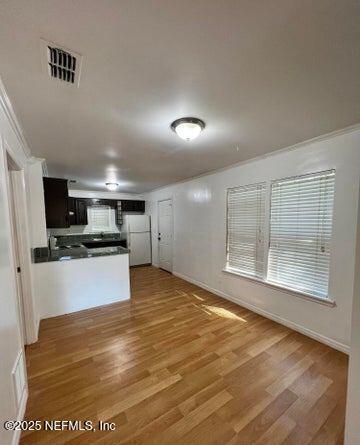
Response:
[[86, 206, 115, 232], [226, 182, 266, 278], [268, 170, 335, 299]]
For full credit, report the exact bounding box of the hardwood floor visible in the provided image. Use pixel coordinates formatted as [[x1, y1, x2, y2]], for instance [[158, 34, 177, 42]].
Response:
[[21, 266, 348, 444]]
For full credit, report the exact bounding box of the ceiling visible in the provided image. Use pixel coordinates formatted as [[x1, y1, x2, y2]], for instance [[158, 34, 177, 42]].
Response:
[[0, 0, 359, 193]]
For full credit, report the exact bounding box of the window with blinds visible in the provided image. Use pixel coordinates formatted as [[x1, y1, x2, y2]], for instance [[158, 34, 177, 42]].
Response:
[[86, 206, 115, 232], [267, 170, 335, 299], [226, 182, 266, 278]]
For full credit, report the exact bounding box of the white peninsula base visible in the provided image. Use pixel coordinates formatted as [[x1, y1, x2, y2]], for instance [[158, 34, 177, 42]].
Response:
[[33, 253, 130, 319]]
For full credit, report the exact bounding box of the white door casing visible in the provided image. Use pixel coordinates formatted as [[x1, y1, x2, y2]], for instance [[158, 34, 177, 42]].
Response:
[[6, 157, 26, 344], [158, 199, 173, 272]]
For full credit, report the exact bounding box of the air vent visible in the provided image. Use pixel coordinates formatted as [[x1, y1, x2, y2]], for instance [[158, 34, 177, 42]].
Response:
[[41, 39, 82, 86], [48, 46, 76, 83]]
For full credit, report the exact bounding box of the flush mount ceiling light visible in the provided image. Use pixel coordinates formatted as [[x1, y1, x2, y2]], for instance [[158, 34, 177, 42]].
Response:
[[171, 117, 205, 141], [105, 182, 119, 191]]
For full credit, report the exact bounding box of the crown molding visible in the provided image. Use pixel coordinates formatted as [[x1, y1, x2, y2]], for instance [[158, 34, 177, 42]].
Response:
[[0, 77, 31, 156], [0, 76, 49, 173], [28, 156, 48, 176], [146, 122, 360, 194], [42, 160, 49, 176]]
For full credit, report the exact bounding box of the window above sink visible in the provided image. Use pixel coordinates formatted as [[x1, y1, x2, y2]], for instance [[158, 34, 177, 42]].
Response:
[[85, 206, 118, 233]]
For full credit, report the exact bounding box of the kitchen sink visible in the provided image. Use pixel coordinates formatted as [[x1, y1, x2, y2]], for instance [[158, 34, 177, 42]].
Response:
[[82, 240, 126, 249]]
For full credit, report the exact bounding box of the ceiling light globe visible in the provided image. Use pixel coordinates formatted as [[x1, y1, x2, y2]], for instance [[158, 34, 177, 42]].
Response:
[[106, 182, 119, 191], [171, 117, 205, 141], [175, 122, 202, 140]]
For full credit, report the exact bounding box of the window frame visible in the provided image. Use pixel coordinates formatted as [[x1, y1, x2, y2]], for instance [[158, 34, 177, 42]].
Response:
[[223, 170, 336, 307]]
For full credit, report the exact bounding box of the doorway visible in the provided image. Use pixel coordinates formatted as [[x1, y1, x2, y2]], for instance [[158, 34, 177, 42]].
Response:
[[158, 198, 173, 272], [7, 154, 27, 345]]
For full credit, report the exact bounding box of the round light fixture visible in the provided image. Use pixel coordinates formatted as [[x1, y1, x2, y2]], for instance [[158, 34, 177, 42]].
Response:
[[105, 182, 119, 191], [171, 117, 205, 141]]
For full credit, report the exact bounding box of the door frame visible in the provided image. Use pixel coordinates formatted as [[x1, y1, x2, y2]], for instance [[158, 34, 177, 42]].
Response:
[[157, 198, 174, 272], [7, 154, 27, 344], [4, 142, 38, 344]]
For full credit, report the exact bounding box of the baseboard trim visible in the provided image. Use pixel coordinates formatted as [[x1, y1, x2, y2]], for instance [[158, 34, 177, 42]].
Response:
[[173, 271, 350, 354], [36, 316, 40, 340], [26, 316, 40, 345], [11, 387, 28, 445], [40, 296, 131, 321]]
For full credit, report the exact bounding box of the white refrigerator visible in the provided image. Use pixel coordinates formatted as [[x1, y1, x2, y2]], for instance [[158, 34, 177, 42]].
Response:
[[124, 215, 151, 266]]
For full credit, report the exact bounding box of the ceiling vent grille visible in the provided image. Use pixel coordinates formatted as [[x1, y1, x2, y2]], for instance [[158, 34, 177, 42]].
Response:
[[41, 39, 82, 86], [48, 46, 76, 83]]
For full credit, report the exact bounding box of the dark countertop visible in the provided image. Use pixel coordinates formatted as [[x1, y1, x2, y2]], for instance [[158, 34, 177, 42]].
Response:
[[53, 232, 125, 245], [33, 244, 130, 264]]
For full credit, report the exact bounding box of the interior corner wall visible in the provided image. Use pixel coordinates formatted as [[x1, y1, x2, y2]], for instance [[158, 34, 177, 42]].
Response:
[[145, 129, 360, 352]]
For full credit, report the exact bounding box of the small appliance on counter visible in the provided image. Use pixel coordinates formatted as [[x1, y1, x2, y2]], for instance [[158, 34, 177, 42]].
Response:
[[49, 235, 58, 250], [123, 215, 151, 266]]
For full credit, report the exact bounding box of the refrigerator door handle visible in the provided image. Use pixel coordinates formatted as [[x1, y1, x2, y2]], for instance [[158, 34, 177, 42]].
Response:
[[127, 225, 131, 248]]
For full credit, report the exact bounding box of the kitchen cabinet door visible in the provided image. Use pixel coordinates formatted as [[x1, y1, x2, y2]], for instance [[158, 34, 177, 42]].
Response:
[[135, 201, 145, 212], [76, 199, 88, 225], [121, 200, 145, 212], [43, 177, 70, 228], [68, 197, 76, 225]]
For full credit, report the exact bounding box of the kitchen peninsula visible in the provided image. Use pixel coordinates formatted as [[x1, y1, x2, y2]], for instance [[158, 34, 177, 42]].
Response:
[[32, 234, 131, 319]]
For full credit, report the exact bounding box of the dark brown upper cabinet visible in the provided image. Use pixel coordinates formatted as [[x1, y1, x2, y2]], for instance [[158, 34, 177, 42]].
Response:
[[75, 199, 88, 225], [67, 197, 88, 225], [121, 200, 145, 212], [43, 177, 70, 228]]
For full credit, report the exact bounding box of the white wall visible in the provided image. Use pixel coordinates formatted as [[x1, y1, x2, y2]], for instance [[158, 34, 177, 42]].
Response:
[[26, 159, 47, 247], [345, 182, 360, 444], [145, 128, 360, 352]]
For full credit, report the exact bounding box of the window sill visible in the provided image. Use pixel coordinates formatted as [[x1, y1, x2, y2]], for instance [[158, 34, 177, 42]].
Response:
[[222, 268, 336, 308]]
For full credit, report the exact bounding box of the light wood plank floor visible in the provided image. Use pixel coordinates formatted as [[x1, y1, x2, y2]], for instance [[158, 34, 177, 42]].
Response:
[[22, 266, 348, 444]]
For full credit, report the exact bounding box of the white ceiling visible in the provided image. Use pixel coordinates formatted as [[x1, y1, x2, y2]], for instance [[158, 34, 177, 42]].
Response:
[[0, 0, 359, 193]]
